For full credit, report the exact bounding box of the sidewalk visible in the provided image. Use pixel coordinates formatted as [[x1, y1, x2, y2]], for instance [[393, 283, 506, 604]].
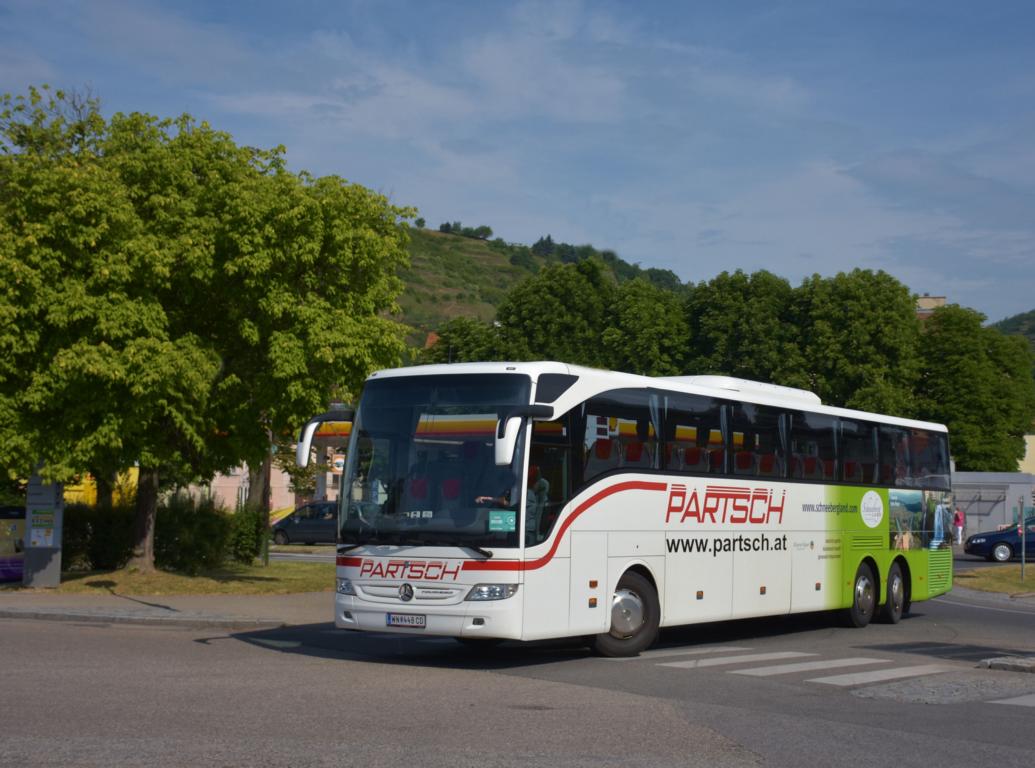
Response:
[[0, 588, 332, 629]]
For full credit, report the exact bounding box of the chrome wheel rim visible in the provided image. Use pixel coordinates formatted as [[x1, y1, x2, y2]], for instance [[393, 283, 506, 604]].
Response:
[[889, 573, 903, 615], [610, 588, 645, 638], [855, 573, 875, 618]]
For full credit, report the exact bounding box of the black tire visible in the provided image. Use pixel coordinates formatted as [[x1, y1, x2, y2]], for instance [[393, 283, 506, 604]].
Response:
[[992, 543, 1013, 562], [841, 562, 877, 628], [273, 530, 289, 545], [593, 571, 660, 657], [880, 562, 906, 624]]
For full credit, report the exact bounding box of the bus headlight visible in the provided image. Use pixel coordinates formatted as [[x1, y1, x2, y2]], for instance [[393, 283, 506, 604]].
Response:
[[465, 583, 519, 601], [336, 578, 356, 595]]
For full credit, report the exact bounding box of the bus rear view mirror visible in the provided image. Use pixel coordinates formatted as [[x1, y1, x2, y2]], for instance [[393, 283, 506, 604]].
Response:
[[494, 405, 553, 466], [296, 409, 354, 468]]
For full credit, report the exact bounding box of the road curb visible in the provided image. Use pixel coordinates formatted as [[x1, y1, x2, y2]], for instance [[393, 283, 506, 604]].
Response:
[[980, 656, 1035, 674], [0, 607, 285, 630]]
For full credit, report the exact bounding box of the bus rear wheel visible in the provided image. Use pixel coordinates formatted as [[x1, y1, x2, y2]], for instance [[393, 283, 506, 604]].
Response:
[[841, 562, 876, 628], [593, 571, 660, 657], [879, 562, 906, 624]]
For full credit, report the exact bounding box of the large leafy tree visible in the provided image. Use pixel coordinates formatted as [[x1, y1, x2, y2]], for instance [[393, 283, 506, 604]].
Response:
[[916, 305, 1035, 471], [421, 316, 521, 364], [685, 270, 806, 386], [602, 278, 690, 376], [0, 87, 412, 569], [493, 259, 617, 368], [793, 269, 921, 414]]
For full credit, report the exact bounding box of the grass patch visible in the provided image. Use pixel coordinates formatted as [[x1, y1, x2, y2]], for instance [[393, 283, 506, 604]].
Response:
[[953, 564, 1035, 596], [3, 561, 335, 596]]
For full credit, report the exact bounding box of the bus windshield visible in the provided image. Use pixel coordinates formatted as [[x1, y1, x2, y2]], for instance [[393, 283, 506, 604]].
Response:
[[341, 373, 532, 550]]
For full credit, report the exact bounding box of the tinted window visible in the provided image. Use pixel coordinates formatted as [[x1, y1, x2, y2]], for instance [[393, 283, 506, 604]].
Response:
[[789, 412, 837, 481], [582, 390, 659, 486], [879, 426, 910, 486], [528, 415, 575, 546], [840, 419, 879, 484], [728, 403, 785, 478], [661, 393, 725, 474], [908, 429, 950, 491]]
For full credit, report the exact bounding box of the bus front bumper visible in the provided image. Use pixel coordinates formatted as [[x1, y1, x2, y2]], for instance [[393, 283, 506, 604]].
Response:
[[334, 593, 524, 639]]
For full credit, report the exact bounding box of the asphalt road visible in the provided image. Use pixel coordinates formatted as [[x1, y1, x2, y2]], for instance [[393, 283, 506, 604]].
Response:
[[2, 588, 1033, 768]]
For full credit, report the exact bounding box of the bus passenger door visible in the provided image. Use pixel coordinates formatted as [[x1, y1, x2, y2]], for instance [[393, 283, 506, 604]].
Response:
[[569, 531, 608, 635]]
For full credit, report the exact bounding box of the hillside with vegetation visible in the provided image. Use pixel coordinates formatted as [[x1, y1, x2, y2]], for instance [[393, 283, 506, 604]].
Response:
[[993, 308, 1035, 353], [397, 225, 683, 343]]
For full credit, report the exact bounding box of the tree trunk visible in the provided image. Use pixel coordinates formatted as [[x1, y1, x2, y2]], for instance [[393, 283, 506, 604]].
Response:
[[245, 460, 269, 511], [127, 467, 159, 572], [93, 470, 114, 509]]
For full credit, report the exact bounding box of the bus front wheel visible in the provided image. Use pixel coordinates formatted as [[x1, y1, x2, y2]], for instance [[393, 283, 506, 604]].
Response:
[[842, 562, 876, 628], [593, 571, 660, 658]]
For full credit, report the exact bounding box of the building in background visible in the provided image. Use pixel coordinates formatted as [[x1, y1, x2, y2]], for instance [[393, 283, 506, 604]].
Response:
[[916, 294, 946, 321]]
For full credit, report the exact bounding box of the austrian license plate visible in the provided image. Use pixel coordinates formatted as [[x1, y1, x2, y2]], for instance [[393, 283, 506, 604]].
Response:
[[386, 612, 426, 628]]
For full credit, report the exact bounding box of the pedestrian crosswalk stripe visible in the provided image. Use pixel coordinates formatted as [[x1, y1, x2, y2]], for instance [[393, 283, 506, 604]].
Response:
[[660, 651, 815, 669], [989, 693, 1035, 707], [605, 646, 752, 662], [731, 657, 890, 677], [807, 664, 954, 686]]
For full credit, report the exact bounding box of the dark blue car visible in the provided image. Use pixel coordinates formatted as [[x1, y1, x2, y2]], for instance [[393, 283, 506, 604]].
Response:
[[964, 516, 1035, 562], [271, 501, 337, 545]]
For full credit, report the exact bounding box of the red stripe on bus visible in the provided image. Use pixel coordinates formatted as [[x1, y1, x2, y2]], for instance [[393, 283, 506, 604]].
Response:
[[463, 479, 668, 573], [335, 480, 667, 572]]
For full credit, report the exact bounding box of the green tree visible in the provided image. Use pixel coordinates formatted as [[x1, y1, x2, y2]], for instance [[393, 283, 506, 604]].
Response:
[[916, 305, 1035, 471], [793, 270, 921, 413], [602, 278, 690, 376], [0, 87, 412, 570], [422, 317, 519, 363], [494, 259, 616, 367], [685, 270, 805, 385]]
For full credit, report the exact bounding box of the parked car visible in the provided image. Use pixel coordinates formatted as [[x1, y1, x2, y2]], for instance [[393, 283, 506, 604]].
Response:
[[964, 516, 1035, 562], [271, 501, 337, 545]]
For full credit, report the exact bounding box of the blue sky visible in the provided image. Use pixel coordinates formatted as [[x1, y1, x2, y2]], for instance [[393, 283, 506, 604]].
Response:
[[3, 0, 1034, 321]]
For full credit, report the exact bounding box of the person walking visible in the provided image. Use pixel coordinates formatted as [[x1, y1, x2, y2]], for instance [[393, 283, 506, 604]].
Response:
[[953, 506, 965, 545]]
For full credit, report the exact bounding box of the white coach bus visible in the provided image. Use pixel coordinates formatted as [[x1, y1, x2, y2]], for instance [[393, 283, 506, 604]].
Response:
[[296, 362, 952, 657]]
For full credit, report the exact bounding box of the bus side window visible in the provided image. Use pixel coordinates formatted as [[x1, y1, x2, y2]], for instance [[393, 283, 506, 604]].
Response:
[[728, 403, 785, 479], [582, 390, 657, 487], [789, 411, 836, 482], [527, 414, 577, 545], [879, 426, 911, 487], [662, 393, 723, 476], [840, 419, 878, 485]]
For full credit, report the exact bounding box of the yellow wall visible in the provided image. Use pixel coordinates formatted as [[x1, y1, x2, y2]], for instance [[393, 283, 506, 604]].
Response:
[[1020, 435, 1035, 475], [63, 468, 139, 506]]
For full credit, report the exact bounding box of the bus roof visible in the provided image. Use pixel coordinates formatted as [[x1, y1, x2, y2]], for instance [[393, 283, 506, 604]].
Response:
[[366, 362, 948, 433]]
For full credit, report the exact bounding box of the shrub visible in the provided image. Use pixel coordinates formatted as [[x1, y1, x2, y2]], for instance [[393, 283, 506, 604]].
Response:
[[62, 502, 135, 571], [154, 494, 232, 575], [229, 504, 266, 565]]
